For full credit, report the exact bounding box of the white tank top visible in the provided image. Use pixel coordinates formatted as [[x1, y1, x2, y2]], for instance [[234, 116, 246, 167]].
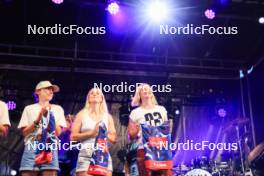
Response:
[[80, 112, 109, 146]]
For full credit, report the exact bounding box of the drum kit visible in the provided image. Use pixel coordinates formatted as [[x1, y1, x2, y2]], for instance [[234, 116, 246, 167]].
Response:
[[173, 117, 262, 176], [174, 156, 233, 176]]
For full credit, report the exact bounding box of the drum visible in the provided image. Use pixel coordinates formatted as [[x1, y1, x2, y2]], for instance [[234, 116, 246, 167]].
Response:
[[174, 164, 190, 175], [192, 156, 210, 170], [211, 161, 232, 176], [218, 162, 229, 168], [184, 169, 212, 176], [248, 142, 264, 175]]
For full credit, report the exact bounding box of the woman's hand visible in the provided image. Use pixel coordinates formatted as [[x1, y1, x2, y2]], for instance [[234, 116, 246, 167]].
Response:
[[70, 111, 101, 141], [0, 125, 8, 137], [90, 121, 100, 138], [36, 105, 51, 124]]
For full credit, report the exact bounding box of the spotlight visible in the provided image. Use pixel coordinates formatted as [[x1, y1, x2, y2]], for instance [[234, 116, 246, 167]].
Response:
[[204, 9, 215, 20], [52, 0, 63, 4], [259, 17, 264, 24], [146, 0, 169, 23], [7, 100, 16, 111], [217, 108, 227, 118], [174, 105, 181, 116], [107, 2, 120, 15], [239, 69, 244, 78], [10, 170, 17, 176]]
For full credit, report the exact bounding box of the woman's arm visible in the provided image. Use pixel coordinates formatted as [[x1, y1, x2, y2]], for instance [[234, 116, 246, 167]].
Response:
[[21, 123, 37, 137], [55, 126, 62, 136], [163, 111, 173, 134], [70, 111, 98, 141], [21, 108, 46, 137], [107, 115, 117, 144], [124, 160, 130, 176], [0, 125, 8, 137]]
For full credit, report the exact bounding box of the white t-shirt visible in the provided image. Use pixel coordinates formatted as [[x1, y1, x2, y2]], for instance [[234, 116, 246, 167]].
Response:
[[18, 103, 67, 143], [0, 100, 11, 126], [129, 105, 168, 148], [130, 105, 168, 126]]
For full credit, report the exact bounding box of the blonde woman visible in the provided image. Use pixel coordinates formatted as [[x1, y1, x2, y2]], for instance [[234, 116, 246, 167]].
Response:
[[71, 88, 117, 176], [128, 84, 172, 176]]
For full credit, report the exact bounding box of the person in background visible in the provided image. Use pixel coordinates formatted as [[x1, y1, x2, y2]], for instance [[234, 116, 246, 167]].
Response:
[[0, 100, 11, 137], [124, 134, 139, 176], [58, 114, 78, 176]]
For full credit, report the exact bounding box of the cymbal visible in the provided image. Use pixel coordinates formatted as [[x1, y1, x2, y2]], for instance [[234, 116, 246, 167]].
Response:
[[248, 142, 264, 164], [231, 118, 249, 126], [223, 118, 249, 133]]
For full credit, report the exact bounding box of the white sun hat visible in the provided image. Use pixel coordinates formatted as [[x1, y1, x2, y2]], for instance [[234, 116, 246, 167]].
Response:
[[35, 81, 60, 93]]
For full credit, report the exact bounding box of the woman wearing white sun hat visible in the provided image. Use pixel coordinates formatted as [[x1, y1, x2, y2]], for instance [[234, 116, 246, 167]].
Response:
[[18, 81, 67, 176]]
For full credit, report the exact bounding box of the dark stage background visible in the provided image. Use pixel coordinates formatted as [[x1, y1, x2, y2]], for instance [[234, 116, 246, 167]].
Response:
[[0, 71, 261, 174]]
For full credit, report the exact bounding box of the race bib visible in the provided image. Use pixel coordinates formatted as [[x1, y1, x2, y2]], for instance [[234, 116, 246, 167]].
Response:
[[141, 121, 173, 170], [88, 122, 109, 176]]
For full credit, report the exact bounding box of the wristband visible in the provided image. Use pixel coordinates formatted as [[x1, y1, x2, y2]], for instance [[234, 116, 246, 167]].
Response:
[[34, 120, 40, 128]]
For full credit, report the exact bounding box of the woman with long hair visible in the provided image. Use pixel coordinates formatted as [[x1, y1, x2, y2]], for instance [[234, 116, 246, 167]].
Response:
[[71, 88, 117, 176], [128, 84, 172, 176]]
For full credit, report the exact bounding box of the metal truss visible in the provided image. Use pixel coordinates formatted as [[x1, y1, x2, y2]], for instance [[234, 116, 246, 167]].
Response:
[[0, 43, 244, 79]]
